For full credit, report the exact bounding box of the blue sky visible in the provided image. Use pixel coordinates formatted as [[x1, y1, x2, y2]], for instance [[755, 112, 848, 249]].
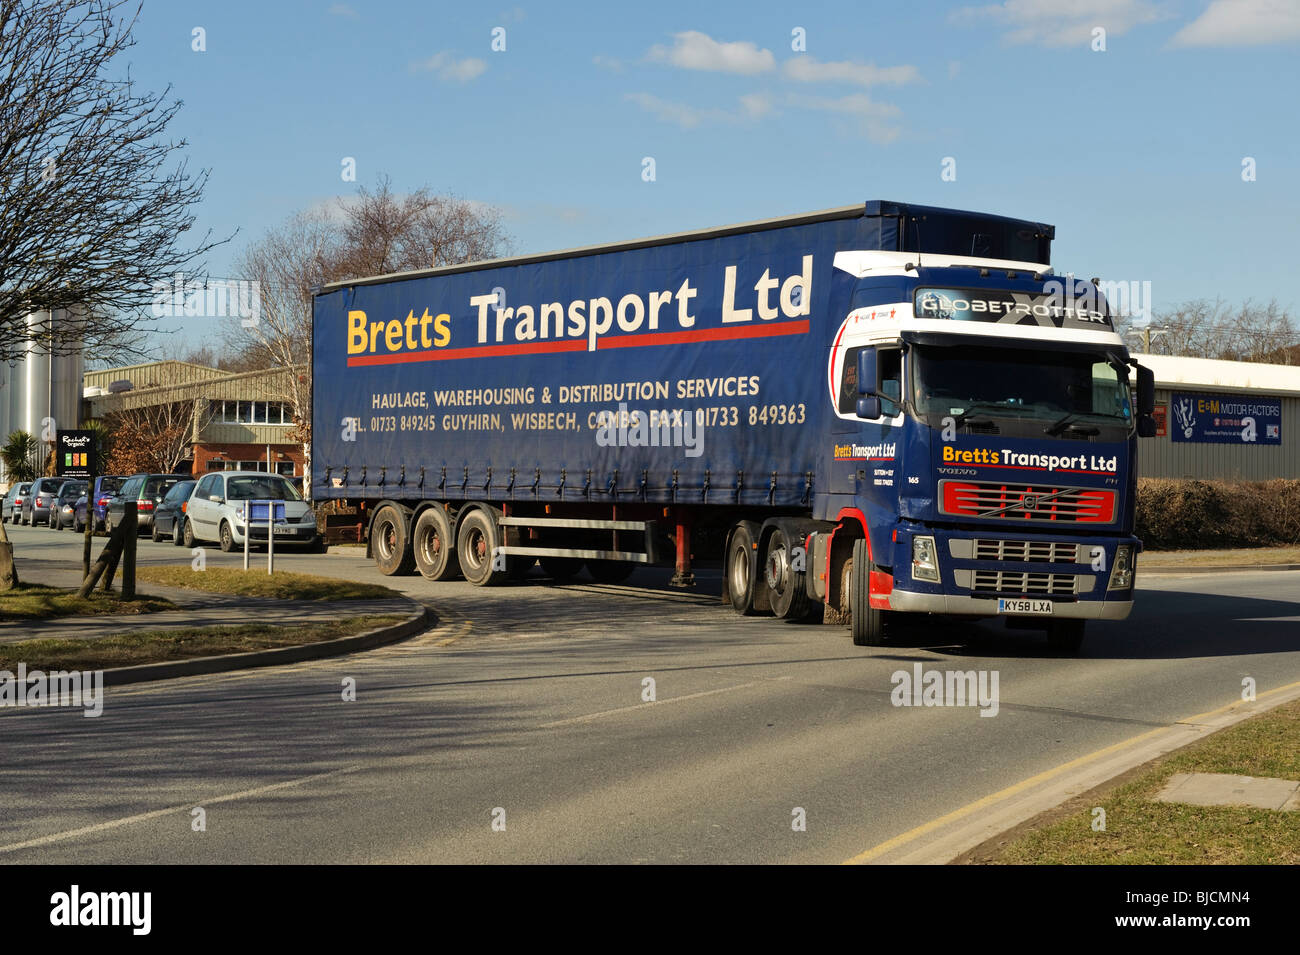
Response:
[[128, 0, 1299, 350]]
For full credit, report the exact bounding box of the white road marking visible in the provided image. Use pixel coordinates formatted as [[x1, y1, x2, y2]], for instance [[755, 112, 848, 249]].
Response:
[[0, 765, 359, 854], [539, 678, 788, 728]]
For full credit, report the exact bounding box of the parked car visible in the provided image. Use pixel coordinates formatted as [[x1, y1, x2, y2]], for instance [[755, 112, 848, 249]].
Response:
[[151, 479, 196, 543], [50, 480, 87, 529], [2, 483, 31, 522], [183, 471, 319, 552], [105, 473, 182, 534], [72, 492, 89, 533], [21, 477, 69, 526], [90, 475, 127, 531]]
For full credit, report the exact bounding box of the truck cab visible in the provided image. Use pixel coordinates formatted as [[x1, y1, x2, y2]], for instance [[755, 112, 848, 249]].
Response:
[[810, 250, 1155, 651]]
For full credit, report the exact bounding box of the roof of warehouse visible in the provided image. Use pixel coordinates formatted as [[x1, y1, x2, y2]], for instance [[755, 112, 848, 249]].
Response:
[[1134, 354, 1300, 396]]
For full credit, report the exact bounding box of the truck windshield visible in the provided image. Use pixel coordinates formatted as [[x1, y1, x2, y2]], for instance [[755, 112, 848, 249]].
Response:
[[911, 344, 1131, 429]]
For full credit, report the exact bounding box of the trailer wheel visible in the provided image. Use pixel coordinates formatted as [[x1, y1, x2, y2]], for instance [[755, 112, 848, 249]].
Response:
[[726, 520, 769, 615], [411, 507, 460, 581], [586, 560, 635, 584], [764, 527, 812, 621], [371, 504, 415, 576], [456, 508, 506, 586], [850, 539, 887, 646], [1046, 619, 1086, 655], [540, 556, 583, 581]]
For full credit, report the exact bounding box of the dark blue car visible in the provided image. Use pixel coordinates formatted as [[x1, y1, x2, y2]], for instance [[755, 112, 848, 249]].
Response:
[[90, 475, 126, 531]]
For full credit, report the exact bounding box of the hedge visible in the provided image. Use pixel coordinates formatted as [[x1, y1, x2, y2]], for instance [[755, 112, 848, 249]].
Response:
[[1136, 479, 1300, 550]]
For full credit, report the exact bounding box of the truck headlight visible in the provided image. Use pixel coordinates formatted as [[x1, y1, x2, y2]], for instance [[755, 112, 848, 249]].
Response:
[[1108, 544, 1134, 591], [912, 535, 940, 582]]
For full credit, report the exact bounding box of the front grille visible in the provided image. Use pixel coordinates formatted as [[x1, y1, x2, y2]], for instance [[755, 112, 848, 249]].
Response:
[[940, 480, 1115, 523], [974, 539, 1078, 563], [972, 571, 1078, 595]]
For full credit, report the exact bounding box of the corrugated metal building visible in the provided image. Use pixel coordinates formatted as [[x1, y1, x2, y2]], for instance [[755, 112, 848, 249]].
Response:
[[1134, 354, 1300, 480], [84, 361, 308, 478]]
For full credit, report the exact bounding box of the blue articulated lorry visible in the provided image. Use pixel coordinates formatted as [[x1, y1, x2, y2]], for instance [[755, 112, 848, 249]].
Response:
[[311, 200, 1157, 652]]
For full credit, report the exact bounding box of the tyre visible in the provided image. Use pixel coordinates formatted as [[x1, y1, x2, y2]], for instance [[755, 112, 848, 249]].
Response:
[[850, 539, 887, 646], [219, 520, 236, 552], [173, 518, 184, 546], [456, 508, 506, 587], [411, 507, 460, 581], [151, 520, 162, 543], [1046, 619, 1086, 654], [764, 527, 812, 621], [50, 512, 60, 529], [370, 504, 415, 576], [586, 560, 635, 584], [183, 518, 197, 548], [726, 520, 767, 615], [539, 555, 583, 581]]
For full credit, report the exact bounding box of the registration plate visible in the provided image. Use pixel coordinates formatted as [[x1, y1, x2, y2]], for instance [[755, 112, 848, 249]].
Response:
[[272, 525, 296, 535], [997, 598, 1053, 615]]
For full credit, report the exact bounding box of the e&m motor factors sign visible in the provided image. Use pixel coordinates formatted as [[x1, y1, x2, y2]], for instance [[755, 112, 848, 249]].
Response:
[[1170, 392, 1282, 445], [56, 430, 95, 479]]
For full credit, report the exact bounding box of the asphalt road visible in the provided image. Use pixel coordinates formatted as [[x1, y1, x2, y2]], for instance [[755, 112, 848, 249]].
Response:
[[3, 521, 1299, 863]]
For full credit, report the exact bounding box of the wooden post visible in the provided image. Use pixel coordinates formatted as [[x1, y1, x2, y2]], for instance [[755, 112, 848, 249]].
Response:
[[82, 493, 93, 578], [121, 501, 137, 599], [79, 519, 126, 597]]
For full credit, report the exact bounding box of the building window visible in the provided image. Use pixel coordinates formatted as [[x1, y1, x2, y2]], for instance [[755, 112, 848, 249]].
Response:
[[277, 461, 296, 477]]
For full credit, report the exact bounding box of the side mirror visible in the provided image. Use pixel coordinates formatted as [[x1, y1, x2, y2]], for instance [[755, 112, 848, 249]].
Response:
[[1137, 415, 1157, 438], [209, 495, 224, 503], [856, 396, 881, 419], [856, 349, 878, 397], [1134, 364, 1155, 415]]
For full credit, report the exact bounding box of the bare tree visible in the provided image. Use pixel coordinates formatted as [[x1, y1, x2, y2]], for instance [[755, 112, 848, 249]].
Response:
[[229, 178, 509, 494], [1117, 298, 1298, 365], [103, 397, 210, 474], [0, 0, 223, 361]]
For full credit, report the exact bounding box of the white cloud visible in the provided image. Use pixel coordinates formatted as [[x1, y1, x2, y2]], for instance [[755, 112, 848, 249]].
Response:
[[783, 56, 920, 87], [739, 92, 774, 119], [592, 54, 624, 72], [646, 31, 775, 75], [952, 0, 1171, 46], [625, 92, 772, 129], [1170, 0, 1300, 46], [788, 93, 902, 143], [413, 51, 487, 83], [328, 3, 358, 18]]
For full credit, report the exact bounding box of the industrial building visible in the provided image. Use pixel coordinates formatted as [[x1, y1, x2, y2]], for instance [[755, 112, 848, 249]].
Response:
[[82, 361, 307, 478], [1134, 354, 1299, 480], [0, 310, 85, 484]]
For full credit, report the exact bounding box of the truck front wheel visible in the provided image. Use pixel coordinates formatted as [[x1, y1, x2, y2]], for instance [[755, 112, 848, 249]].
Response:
[[412, 507, 460, 581], [371, 504, 415, 576], [850, 539, 887, 646]]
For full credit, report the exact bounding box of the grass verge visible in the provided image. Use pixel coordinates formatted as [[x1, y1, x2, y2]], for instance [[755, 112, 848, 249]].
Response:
[[135, 565, 400, 600], [976, 699, 1300, 864], [1143, 546, 1300, 567], [0, 584, 173, 620], [0, 615, 405, 671]]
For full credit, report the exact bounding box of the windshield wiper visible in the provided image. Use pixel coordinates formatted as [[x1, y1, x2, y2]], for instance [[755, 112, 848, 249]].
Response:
[[950, 403, 1014, 426], [1044, 412, 1101, 437]]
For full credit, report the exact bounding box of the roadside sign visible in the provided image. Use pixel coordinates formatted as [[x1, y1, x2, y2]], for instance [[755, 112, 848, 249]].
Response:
[[56, 430, 95, 479], [1170, 392, 1282, 445]]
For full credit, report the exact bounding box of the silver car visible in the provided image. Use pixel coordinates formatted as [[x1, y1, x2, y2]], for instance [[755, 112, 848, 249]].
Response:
[[22, 477, 68, 526], [2, 483, 31, 522], [182, 471, 318, 552]]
